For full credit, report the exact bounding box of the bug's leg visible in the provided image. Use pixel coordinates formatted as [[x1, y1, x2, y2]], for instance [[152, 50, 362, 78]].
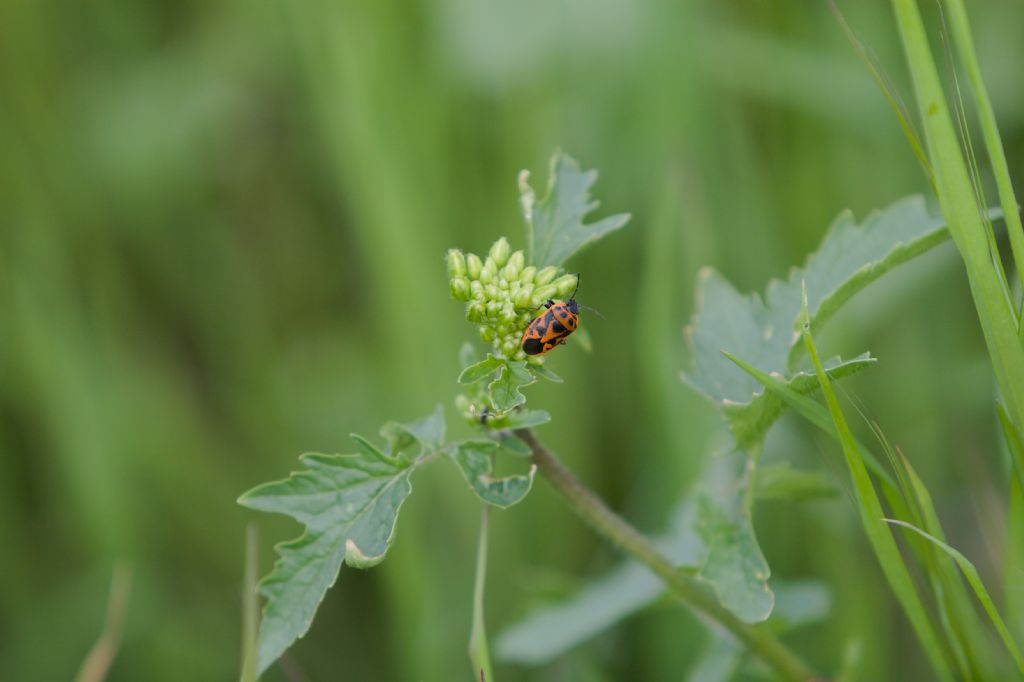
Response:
[[544, 299, 555, 309], [558, 339, 567, 345]]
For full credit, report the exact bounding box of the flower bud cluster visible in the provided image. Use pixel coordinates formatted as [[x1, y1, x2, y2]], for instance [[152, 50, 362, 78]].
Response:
[[447, 237, 578, 362]]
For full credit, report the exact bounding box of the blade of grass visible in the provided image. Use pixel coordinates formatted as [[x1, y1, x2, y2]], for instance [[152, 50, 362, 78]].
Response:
[[897, 451, 994, 679], [941, 0, 1024, 295], [886, 519, 1024, 675], [74, 564, 133, 682], [469, 506, 494, 682], [828, 0, 934, 188], [241, 523, 259, 682], [797, 285, 953, 681], [891, 0, 1024, 446]]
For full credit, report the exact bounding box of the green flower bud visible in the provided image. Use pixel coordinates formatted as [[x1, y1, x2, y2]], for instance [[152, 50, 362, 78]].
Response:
[[513, 288, 533, 309], [480, 326, 496, 342], [501, 303, 516, 321], [519, 266, 537, 284], [480, 260, 497, 284], [554, 274, 579, 298], [535, 266, 559, 286], [470, 280, 484, 298], [446, 249, 467, 278], [485, 284, 498, 299], [502, 338, 518, 355], [498, 278, 509, 290], [486, 300, 501, 316], [503, 250, 525, 279], [534, 284, 556, 302], [454, 393, 471, 414], [466, 253, 483, 280], [467, 302, 486, 322], [488, 237, 511, 267], [450, 277, 470, 301]]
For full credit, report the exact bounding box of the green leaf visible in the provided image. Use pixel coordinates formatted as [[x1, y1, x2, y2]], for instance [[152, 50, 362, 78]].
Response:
[[449, 440, 536, 508], [695, 488, 773, 623], [528, 364, 563, 383], [721, 354, 875, 452], [521, 150, 630, 268], [459, 355, 505, 384], [495, 409, 551, 430], [754, 461, 839, 502], [489, 359, 536, 413], [683, 196, 994, 449], [379, 404, 445, 456], [886, 519, 1024, 675], [238, 436, 416, 675]]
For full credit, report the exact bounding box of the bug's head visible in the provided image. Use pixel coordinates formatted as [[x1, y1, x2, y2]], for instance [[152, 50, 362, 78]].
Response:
[[566, 298, 579, 315]]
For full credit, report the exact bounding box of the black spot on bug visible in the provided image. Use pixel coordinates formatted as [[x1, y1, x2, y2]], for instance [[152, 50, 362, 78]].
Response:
[[551, 321, 566, 334], [522, 337, 545, 355]]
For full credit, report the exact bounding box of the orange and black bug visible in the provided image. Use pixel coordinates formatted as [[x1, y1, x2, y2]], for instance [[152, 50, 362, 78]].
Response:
[[520, 278, 582, 356]]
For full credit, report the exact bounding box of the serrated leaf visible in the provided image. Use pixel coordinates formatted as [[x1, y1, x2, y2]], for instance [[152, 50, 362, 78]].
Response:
[[521, 150, 630, 268], [379, 404, 445, 456], [459, 355, 505, 384], [754, 461, 839, 502], [489, 360, 536, 413], [237, 437, 415, 674], [683, 196, 997, 449], [449, 440, 536, 508], [695, 487, 773, 623]]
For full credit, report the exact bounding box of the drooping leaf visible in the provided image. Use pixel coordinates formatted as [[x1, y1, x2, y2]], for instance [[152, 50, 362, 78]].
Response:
[[489, 359, 536, 413], [449, 440, 536, 508], [754, 461, 839, 502], [695, 486, 773, 624], [684, 196, 997, 450], [238, 437, 416, 674], [520, 150, 630, 268]]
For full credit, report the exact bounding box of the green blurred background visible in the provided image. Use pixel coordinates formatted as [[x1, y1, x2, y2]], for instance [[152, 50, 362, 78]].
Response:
[[2, 0, 1022, 679]]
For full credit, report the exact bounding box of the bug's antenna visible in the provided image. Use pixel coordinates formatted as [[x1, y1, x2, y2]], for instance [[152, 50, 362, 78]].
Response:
[[569, 273, 581, 301], [579, 303, 604, 319]]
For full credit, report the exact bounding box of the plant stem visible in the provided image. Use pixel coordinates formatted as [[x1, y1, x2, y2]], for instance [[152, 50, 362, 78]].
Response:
[[514, 429, 816, 682], [469, 505, 494, 682]]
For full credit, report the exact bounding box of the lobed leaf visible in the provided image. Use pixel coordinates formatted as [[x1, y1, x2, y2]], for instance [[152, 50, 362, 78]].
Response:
[[449, 440, 536, 508], [520, 150, 630, 268], [237, 408, 447, 674], [684, 196, 999, 450]]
